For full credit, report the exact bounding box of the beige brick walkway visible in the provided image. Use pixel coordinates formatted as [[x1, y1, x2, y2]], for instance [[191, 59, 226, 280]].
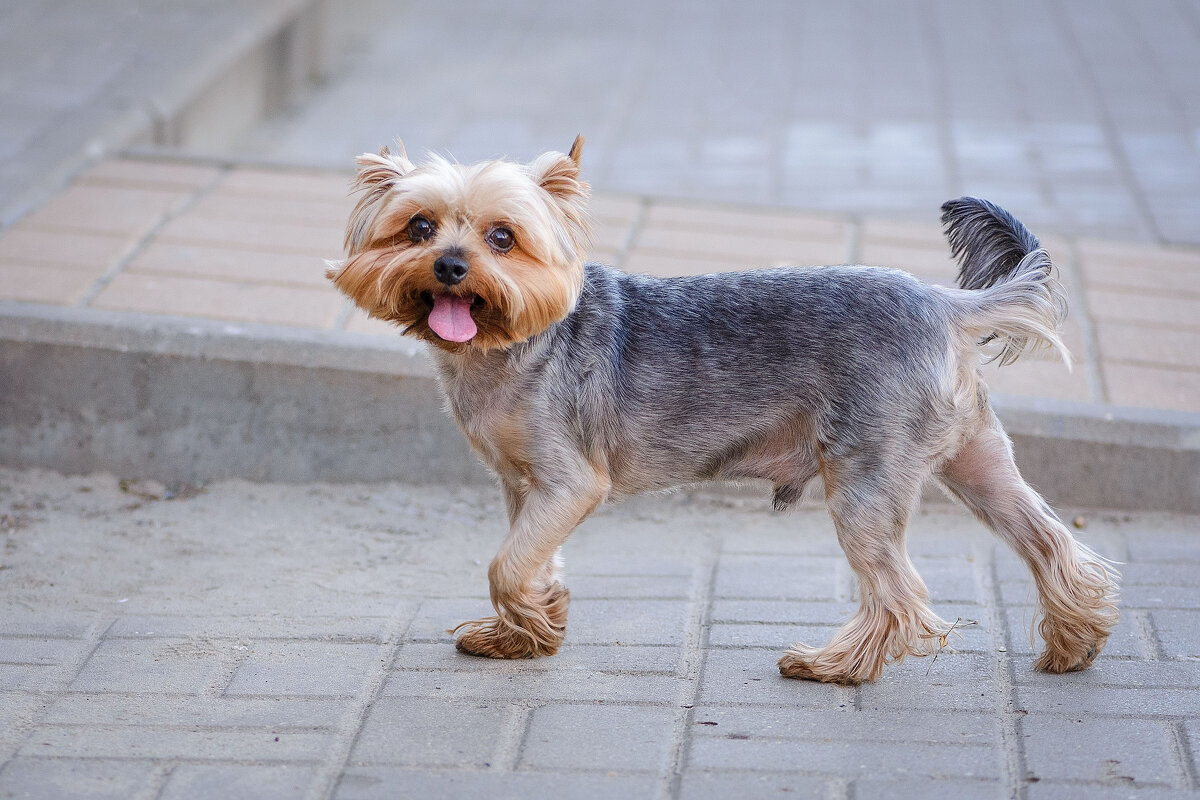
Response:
[[3, 157, 1198, 413]]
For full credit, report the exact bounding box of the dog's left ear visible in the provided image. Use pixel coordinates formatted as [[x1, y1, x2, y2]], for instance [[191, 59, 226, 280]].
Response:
[[531, 135, 588, 202]]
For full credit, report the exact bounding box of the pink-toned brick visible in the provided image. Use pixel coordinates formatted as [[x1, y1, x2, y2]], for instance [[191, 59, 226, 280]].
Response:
[[125, 242, 330, 287], [1103, 362, 1200, 412], [0, 228, 132, 270], [860, 218, 946, 247], [1095, 320, 1200, 370], [17, 184, 195, 238], [857, 241, 957, 283], [646, 201, 847, 241], [590, 218, 636, 252], [635, 225, 848, 266], [0, 262, 102, 305], [77, 158, 223, 191], [623, 248, 770, 277], [187, 191, 353, 227], [588, 193, 644, 224], [1086, 287, 1199, 331], [980, 355, 1092, 403], [90, 273, 343, 329], [1076, 239, 1200, 273], [154, 214, 343, 257], [216, 167, 352, 201]]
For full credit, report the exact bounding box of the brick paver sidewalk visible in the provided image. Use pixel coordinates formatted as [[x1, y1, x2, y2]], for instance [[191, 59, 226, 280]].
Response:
[[1, 157, 1197, 412], [1, 467, 1198, 799]]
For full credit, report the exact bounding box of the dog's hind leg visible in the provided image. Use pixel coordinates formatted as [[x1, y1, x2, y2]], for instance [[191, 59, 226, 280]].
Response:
[[937, 413, 1118, 673], [780, 462, 953, 684], [453, 462, 609, 659]]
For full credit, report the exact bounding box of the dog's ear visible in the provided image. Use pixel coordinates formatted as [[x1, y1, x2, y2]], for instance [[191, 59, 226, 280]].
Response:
[[344, 141, 415, 255], [531, 135, 587, 202]]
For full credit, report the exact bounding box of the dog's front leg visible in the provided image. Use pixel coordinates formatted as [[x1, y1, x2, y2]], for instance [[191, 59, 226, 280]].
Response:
[[453, 468, 608, 658]]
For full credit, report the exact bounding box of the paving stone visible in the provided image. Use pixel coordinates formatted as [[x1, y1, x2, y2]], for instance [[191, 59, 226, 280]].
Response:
[[712, 553, 842, 599], [0, 262, 105, 305], [89, 272, 343, 329], [698, 648, 854, 706], [19, 725, 330, 761], [126, 242, 332, 287], [334, 768, 657, 800], [223, 641, 382, 696], [565, 573, 691, 599], [16, 184, 195, 238], [159, 764, 318, 800], [678, 773, 834, 800], [850, 777, 1006, 800], [708, 623, 839, 649], [1014, 685, 1200, 718], [350, 697, 511, 767], [1025, 784, 1200, 800], [1103, 362, 1200, 412], [391, 641, 679, 675], [857, 653, 1000, 712], [1151, 609, 1200, 659], [0, 664, 55, 692], [154, 213, 343, 256], [1087, 288, 1200, 332], [520, 704, 676, 772], [710, 599, 860, 626], [0, 637, 89, 666], [0, 757, 157, 800], [78, 159, 224, 192], [42, 694, 346, 728], [0, 227, 132, 270], [383, 666, 685, 704], [1020, 714, 1177, 785], [105, 614, 389, 641], [1013, 659, 1200, 689], [689, 705, 997, 746], [688, 735, 998, 778], [70, 638, 230, 695]]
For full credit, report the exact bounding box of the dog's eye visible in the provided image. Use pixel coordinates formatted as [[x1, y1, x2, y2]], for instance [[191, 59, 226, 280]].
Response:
[[486, 226, 515, 253], [408, 215, 435, 242]]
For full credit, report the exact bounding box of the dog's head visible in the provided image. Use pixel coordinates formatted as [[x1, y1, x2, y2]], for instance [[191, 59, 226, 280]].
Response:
[[328, 137, 591, 352]]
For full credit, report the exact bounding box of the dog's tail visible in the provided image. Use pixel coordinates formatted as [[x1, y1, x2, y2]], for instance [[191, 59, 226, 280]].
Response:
[[941, 197, 1070, 367]]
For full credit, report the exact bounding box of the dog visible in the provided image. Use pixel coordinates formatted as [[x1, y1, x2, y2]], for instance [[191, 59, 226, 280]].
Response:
[[327, 137, 1119, 684]]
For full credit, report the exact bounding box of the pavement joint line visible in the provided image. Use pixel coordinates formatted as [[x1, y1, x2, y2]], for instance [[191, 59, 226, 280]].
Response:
[[1059, 237, 1110, 404], [613, 196, 651, 272], [74, 164, 232, 309], [1170, 719, 1200, 790], [488, 702, 534, 772], [660, 556, 719, 800], [1134, 609, 1166, 661], [1044, 0, 1163, 245], [303, 598, 418, 800], [0, 617, 115, 769], [978, 546, 1027, 799], [130, 761, 175, 800], [844, 215, 862, 266]]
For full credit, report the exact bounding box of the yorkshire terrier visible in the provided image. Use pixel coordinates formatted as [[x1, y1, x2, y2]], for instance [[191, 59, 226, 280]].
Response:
[[327, 137, 1119, 684]]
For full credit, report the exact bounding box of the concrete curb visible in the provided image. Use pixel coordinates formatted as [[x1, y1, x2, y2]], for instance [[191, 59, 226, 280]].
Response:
[[2, 300, 1198, 512]]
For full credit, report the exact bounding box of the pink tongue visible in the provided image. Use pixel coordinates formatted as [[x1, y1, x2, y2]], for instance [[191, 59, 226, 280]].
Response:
[[428, 295, 477, 342]]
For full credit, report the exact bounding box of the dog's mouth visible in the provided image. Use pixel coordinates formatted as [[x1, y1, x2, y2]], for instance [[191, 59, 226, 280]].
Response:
[[421, 291, 483, 342]]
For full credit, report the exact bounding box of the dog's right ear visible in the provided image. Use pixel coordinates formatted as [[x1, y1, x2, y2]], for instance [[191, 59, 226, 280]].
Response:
[[345, 141, 415, 255]]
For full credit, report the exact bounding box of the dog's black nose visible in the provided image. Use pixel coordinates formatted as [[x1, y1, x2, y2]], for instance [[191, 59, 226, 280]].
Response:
[[433, 255, 469, 286]]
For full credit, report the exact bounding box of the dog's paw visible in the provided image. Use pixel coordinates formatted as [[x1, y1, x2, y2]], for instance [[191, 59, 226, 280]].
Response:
[[453, 616, 547, 659], [778, 646, 868, 685]]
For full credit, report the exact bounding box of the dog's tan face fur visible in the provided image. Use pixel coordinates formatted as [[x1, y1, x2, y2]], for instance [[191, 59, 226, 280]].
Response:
[[328, 138, 591, 352]]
